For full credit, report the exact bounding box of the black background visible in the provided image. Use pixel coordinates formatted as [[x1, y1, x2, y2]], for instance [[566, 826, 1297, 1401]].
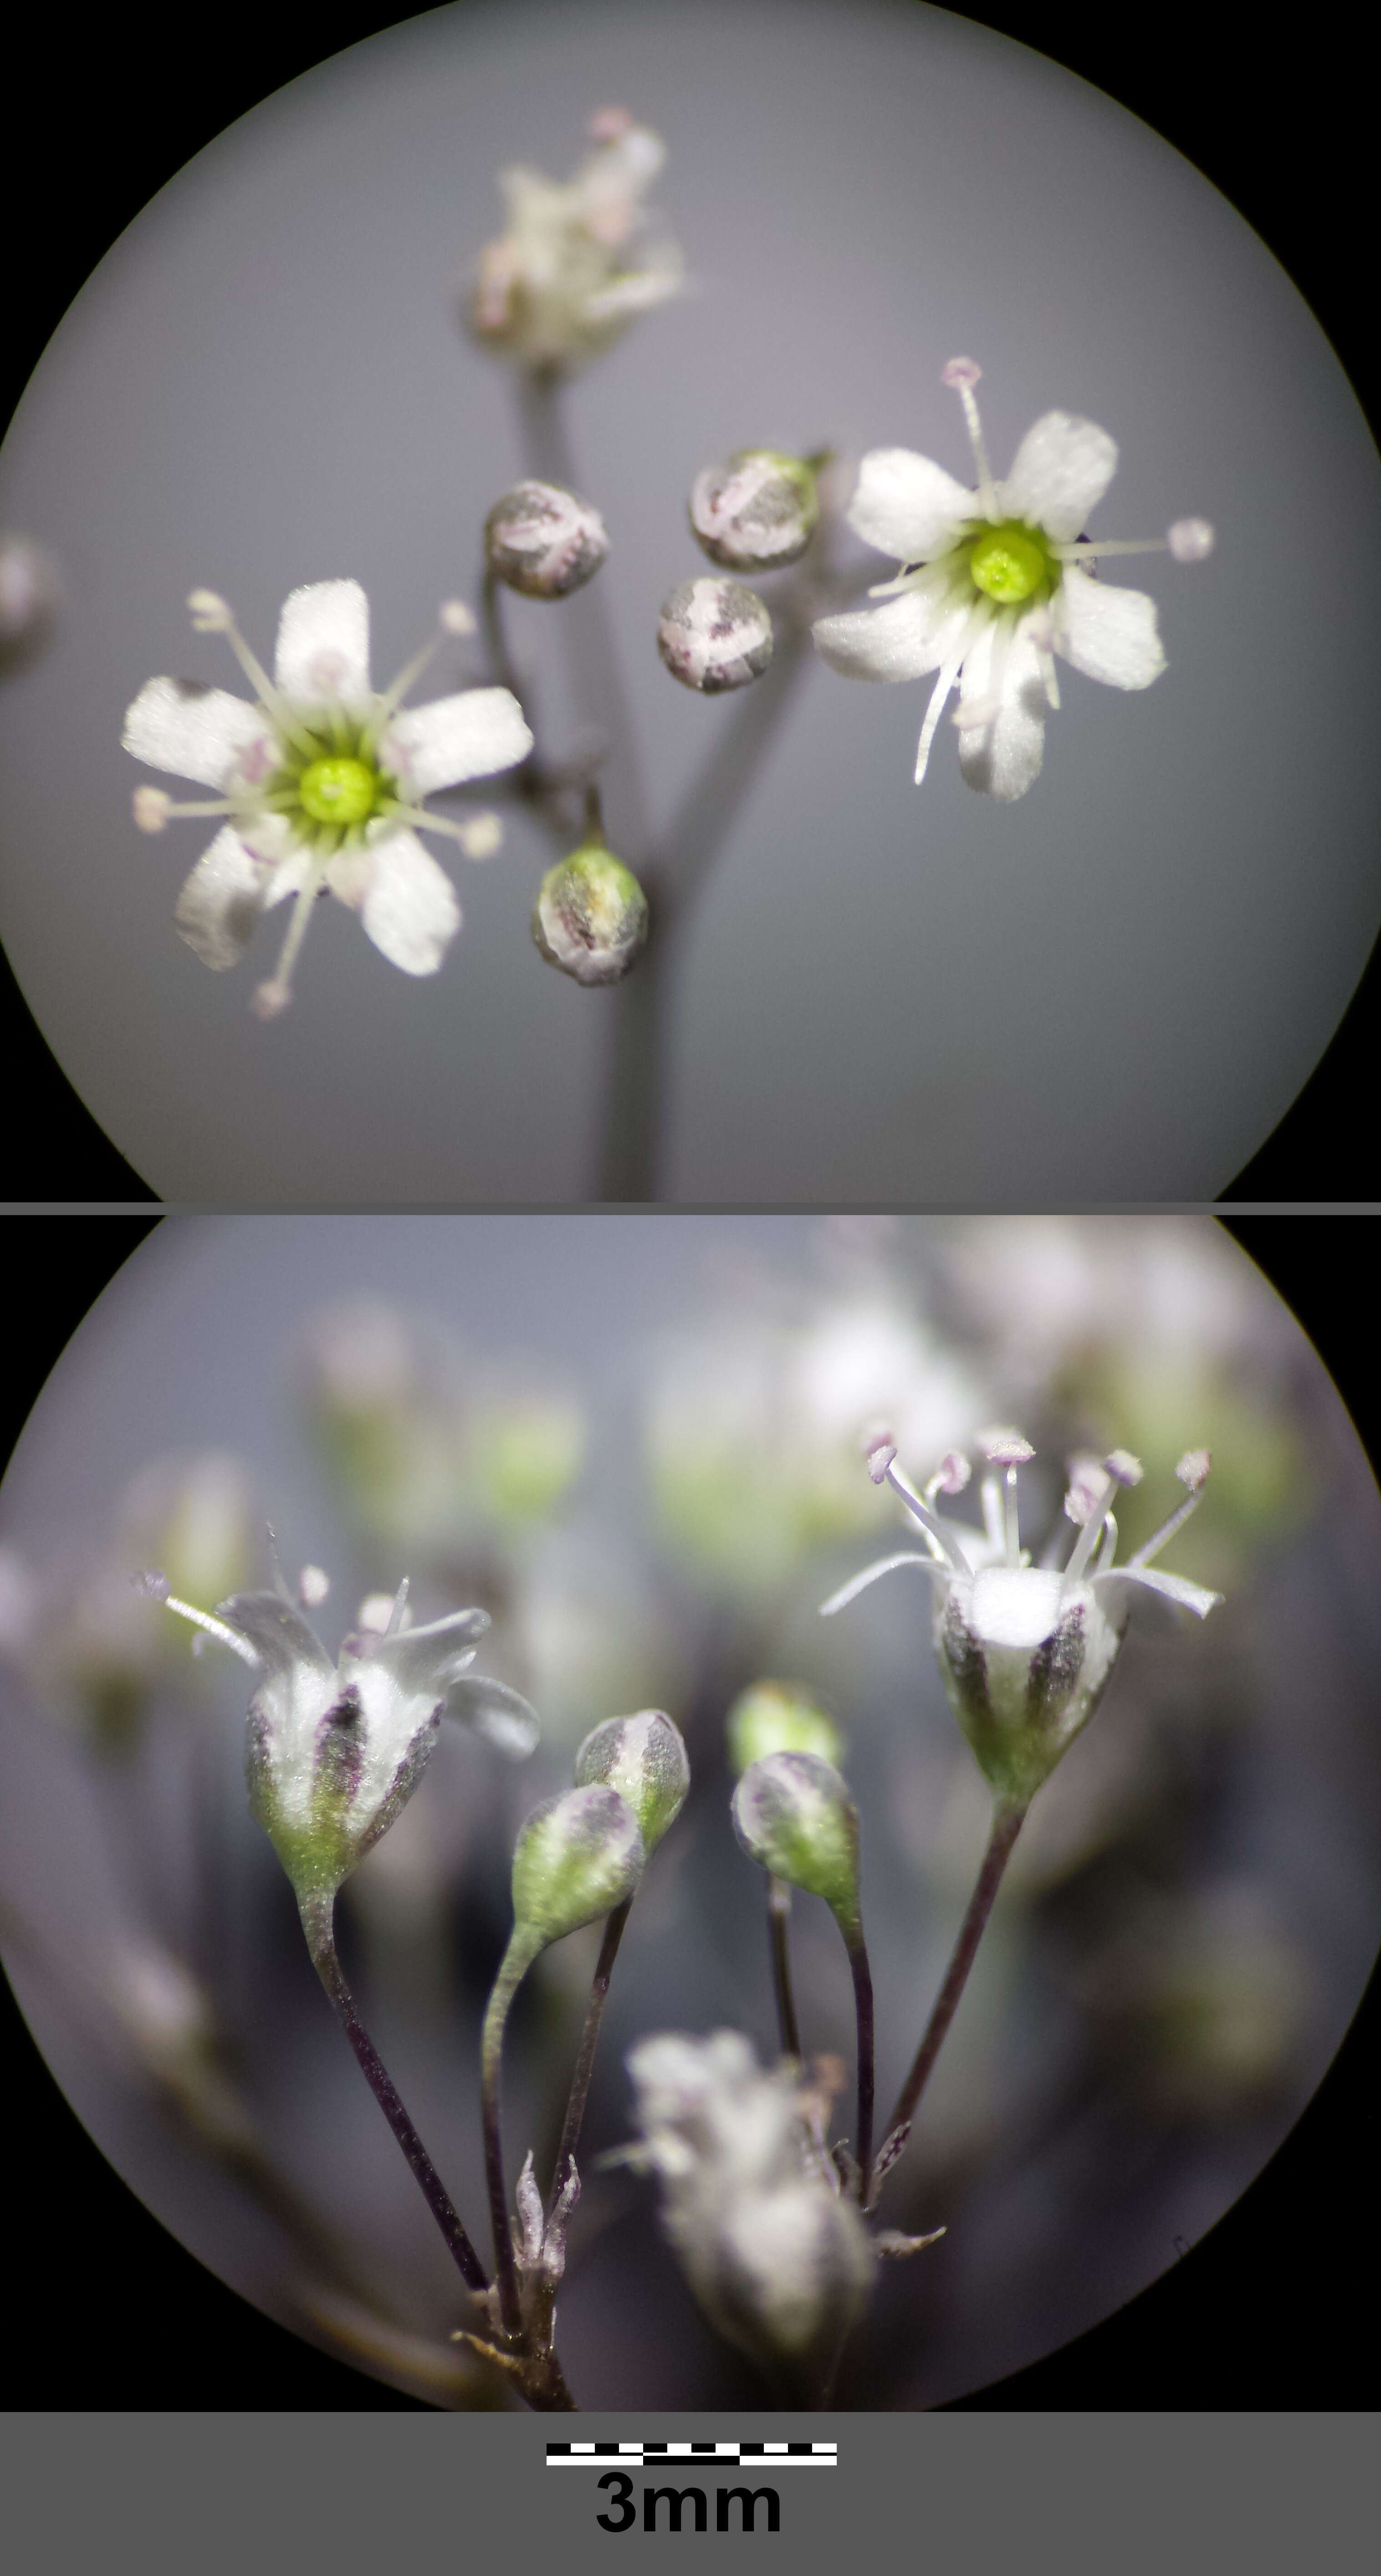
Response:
[[0, 0, 1376, 1204], [0, 1211, 1374, 2409]]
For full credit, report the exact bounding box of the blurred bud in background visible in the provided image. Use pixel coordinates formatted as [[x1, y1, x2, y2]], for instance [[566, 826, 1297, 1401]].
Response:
[[726, 1679, 843, 1776], [689, 448, 821, 573], [297, 1301, 585, 1568], [0, 1453, 255, 1752], [0, 532, 61, 674], [467, 111, 683, 372], [646, 1278, 986, 1595], [532, 843, 649, 986]]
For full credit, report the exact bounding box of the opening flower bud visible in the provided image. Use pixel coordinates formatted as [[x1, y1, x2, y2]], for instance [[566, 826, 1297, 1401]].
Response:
[[484, 480, 610, 598], [511, 1783, 645, 1951], [532, 843, 649, 985], [574, 1710, 689, 1853], [731, 1752, 861, 1937], [689, 449, 820, 572], [726, 1680, 843, 1778], [657, 578, 773, 693]]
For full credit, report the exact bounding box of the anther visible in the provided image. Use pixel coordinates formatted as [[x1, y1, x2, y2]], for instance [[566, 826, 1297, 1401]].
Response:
[[187, 588, 233, 631], [1167, 518, 1215, 563], [133, 787, 172, 832]]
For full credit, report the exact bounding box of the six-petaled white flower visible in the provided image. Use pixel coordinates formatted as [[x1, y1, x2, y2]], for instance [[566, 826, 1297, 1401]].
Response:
[[823, 1429, 1222, 1807], [123, 581, 533, 1016], [139, 1567, 538, 1901], [813, 358, 1215, 801], [469, 107, 683, 372]]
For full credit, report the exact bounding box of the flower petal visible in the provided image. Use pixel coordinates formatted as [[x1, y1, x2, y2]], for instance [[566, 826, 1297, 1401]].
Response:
[[445, 1672, 541, 1758], [385, 687, 533, 792], [336, 829, 460, 976], [999, 413, 1118, 542], [173, 828, 267, 969], [847, 449, 974, 562], [216, 1590, 337, 1683], [956, 618, 1046, 802], [122, 677, 266, 788], [813, 581, 964, 683], [1098, 1566, 1223, 1620], [274, 580, 371, 703], [819, 1551, 948, 1616], [365, 1606, 491, 1696], [1054, 568, 1166, 690]]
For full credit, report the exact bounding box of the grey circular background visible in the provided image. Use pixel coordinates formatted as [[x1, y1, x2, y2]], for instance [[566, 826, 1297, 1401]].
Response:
[[1, 0, 1377, 1201]]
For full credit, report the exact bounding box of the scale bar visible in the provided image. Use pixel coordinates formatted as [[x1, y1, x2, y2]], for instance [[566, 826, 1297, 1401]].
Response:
[[547, 2442, 837, 2466]]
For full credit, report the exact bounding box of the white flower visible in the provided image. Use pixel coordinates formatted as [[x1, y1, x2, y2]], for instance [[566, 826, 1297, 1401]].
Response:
[[141, 1568, 538, 1899], [823, 1432, 1222, 1806], [619, 2031, 875, 2379], [813, 357, 1215, 801], [123, 582, 532, 1015], [469, 107, 683, 371]]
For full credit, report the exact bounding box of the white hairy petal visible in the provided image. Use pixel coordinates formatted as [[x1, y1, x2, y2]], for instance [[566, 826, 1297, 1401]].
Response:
[[122, 678, 267, 789], [956, 618, 1047, 802], [385, 687, 533, 792], [847, 448, 974, 562], [1098, 1565, 1223, 1620], [999, 412, 1119, 541], [274, 579, 372, 703], [813, 582, 965, 683], [172, 828, 266, 969], [347, 829, 460, 976], [1054, 569, 1166, 689]]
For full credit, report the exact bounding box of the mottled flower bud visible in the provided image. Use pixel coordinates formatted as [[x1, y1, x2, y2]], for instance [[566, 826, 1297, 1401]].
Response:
[[574, 1710, 689, 1853], [689, 449, 819, 572], [532, 842, 649, 986], [726, 1679, 843, 1778], [657, 578, 773, 693], [511, 1783, 645, 1950], [484, 480, 609, 598], [732, 1753, 860, 1936]]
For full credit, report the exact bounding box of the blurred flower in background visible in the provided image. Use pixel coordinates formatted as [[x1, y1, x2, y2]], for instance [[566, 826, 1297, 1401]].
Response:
[[0, 1218, 1376, 2411]]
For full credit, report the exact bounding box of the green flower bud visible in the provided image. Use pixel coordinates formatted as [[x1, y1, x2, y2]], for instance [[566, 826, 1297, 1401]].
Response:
[[657, 578, 773, 693], [532, 842, 649, 986], [731, 1752, 860, 1936], [484, 480, 609, 598], [574, 1709, 690, 1853], [725, 1679, 843, 1778], [511, 1783, 645, 1950], [689, 449, 820, 573]]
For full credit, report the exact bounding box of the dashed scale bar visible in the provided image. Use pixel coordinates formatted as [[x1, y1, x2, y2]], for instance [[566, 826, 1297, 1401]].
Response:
[[547, 2441, 837, 2466]]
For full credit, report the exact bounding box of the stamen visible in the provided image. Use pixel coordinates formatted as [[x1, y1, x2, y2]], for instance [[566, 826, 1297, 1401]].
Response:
[[459, 812, 502, 859], [881, 1455, 972, 1575], [135, 1570, 261, 1669], [1023, 607, 1061, 711], [941, 357, 998, 519], [298, 1565, 331, 1608], [378, 799, 501, 859], [1051, 537, 1176, 563], [915, 658, 961, 782], [134, 788, 237, 829], [1062, 1450, 1143, 1585], [864, 1431, 898, 1484], [951, 692, 1001, 730], [440, 598, 477, 636], [187, 588, 318, 758], [976, 1428, 1033, 1568], [384, 1575, 411, 1638], [369, 601, 472, 737], [923, 1450, 972, 1503], [1128, 1450, 1211, 1567], [251, 866, 322, 1018]]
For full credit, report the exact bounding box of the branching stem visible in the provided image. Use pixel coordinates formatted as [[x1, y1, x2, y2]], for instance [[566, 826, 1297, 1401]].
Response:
[[552, 1897, 632, 2194], [881, 1800, 1027, 2163]]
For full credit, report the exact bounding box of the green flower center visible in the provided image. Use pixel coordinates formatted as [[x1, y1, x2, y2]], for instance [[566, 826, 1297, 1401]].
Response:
[[297, 755, 381, 826], [967, 521, 1055, 606]]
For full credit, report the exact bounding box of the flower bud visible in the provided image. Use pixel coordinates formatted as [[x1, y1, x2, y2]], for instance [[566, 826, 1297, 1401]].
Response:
[[725, 1679, 843, 1777], [511, 1783, 645, 1950], [532, 842, 649, 985], [484, 480, 609, 599], [623, 2031, 875, 2390], [657, 578, 772, 693], [731, 1752, 860, 1936], [574, 1710, 689, 1853], [689, 449, 819, 572]]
